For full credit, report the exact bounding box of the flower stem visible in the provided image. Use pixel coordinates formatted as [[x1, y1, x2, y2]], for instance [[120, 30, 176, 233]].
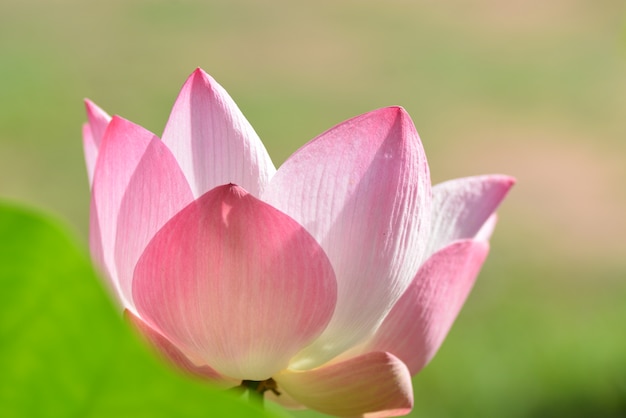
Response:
[[242, 380, 265, 407]]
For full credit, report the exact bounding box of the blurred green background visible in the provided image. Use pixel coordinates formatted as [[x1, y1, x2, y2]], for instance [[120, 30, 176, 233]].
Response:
[[1, 0, 625, 416]]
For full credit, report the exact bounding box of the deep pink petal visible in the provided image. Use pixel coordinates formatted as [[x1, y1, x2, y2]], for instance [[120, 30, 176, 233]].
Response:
[[133, 184, 337, 381], [360, 240, 489, 375], [264, 107, 431, 368], [125, 310, 235, 386], [427, 175, 514, 256], [90, 116, 157, 307], [114, 137, 194, 311], [161, 68, 276, 198], [83, 99, 112, 187], [275, 351, 413, 418]]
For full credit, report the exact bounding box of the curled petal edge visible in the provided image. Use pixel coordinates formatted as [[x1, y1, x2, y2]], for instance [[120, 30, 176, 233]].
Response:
[[275, 351, 413, 418]]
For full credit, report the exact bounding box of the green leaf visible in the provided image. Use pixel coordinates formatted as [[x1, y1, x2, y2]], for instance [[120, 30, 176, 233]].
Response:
[[0, 202, 285, 418]]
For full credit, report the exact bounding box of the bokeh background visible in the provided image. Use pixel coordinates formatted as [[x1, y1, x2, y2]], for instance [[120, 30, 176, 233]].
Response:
[[1, 0, 625, 416]]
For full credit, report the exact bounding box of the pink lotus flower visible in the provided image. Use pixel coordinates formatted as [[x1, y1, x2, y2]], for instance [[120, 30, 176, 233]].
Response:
[[83, 68, 514, 417]]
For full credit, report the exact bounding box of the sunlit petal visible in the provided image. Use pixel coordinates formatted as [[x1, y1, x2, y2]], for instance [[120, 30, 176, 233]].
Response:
[[161, 68, 276, 198], [266, 107, 431, 368]]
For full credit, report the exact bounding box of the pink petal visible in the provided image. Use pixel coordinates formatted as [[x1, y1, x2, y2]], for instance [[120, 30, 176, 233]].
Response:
[[360, 240, 489, 375], [427, 175, 514, 257], [90, 116, 158, 307], [132, 184, 337, 381], [161, 68, 276, 198], [125, 310, 234, 385], [83, 123, 99, 188], [114, 135, 194, 312], [275, 351, 413, 418], [83, 99, 112, 187], [85, 99, 111, 148], [264, 107, 431, 368]]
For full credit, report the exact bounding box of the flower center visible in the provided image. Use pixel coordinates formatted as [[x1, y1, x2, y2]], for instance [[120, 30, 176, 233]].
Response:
[[241, 378, 280, 397]]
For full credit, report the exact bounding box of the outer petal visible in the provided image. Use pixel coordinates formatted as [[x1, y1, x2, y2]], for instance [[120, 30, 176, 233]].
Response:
[[133, 184, 337, 381], [266, 388, 305, 410], [426, 175, 514, 257], [275, 351, 413, 418], [83, 124, 99, 187], [114, 135, 194, 312], [264, 107, 431, 368], [83, 99, 112, 186], [161, 68, 276, 198], [359, 240, 489, 375], [90, 116, 157, 306], [125, 310, 234, 385], [475, 213, 498, 242]]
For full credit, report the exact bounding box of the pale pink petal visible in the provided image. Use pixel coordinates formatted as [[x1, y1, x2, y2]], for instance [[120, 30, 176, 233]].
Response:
[[125, 310, 236, 386], [427, 175, 514, 257], [161, 68, 276, 198], [133, 184, 337, 381], [90, 116, 157, 307], [475, 213, 498, 242], [264, 107, 431, 368], [83, 99, 112, 187], [114, 137, 194, 312], [275, 351, 413, 418], [83, 124, 99, 187], [360, 240, 489, 375]]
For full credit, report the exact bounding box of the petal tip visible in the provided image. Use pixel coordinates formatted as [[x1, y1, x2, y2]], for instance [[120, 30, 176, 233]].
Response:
[[386, 105, 408, 116], [489, 174, 516, 202], [369, 106, 410, 122], [84, 98, 111, 124], [84, 97, 97, 109], [212, 183, 249, 199], [187, 67, 216, 89], [192, 67, 208, 77], [494, 174, 517, 188]]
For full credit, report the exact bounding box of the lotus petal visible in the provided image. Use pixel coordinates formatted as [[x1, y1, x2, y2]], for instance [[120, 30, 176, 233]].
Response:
[[133, 184, 337, 380], [90, 116, 158, 306], [427, 175, 514, 256], [360, 240, 489, 375], [125, 310, 231, 384], [161, 68, 276, 198], [83, 99, 111, 186], [114, 136, 194, 311], [265, 107, 431, 368], [275, 351, 413, 418]]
